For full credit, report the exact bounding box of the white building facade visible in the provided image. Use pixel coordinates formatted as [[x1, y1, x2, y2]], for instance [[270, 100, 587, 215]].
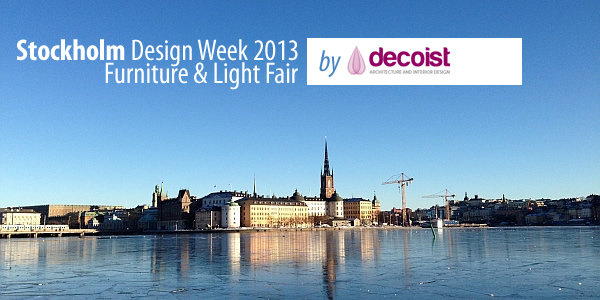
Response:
[[197, 191, 242, 228], [0, 208, 41, 225], [326, 192, 344, 219], [304, 198, 327, 217], [221, 202, 240, 228], [201, 191, 246, 207]]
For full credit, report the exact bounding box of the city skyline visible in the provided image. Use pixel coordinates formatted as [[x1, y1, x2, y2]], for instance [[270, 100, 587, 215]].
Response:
[[1, 1, 598, 209], [1, 138, 597, 212]]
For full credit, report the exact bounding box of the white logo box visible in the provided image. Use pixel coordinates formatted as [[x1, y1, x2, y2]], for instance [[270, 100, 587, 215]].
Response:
[[307, 38, 521, 85]]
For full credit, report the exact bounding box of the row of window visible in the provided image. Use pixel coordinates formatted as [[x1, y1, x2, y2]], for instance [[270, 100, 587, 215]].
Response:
[[244, 201, 307, 206], [250, 213, 308, 217], [0, 225, 67, 231]]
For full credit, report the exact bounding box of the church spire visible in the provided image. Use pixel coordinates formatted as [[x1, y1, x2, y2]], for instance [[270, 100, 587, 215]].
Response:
[[320, 138, 335, 200], [253, 175, 257, 197], [323, 139, 331, 176]]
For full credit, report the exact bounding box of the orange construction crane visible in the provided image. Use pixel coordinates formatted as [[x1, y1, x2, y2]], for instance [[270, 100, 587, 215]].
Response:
[[422, 189, 455, 221], [382, 173, 413, 226]]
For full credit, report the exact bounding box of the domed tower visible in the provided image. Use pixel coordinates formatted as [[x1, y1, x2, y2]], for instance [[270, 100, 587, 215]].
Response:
[[152, 183, 164, 208], [291, 189, 305, 202], [320, 141, 335, 199], [372, 192, 381, 224], [327, 190, 344, 218]]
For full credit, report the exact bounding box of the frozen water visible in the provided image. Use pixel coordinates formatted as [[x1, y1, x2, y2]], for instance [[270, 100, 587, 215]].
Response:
[[1, 227, 599, 299]]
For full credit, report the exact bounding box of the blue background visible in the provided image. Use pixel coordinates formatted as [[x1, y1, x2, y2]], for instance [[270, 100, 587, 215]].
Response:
[[1, 1, 598, 209]]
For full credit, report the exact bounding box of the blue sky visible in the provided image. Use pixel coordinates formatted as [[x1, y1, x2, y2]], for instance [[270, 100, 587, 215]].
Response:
[[1, 1, 598, 210]]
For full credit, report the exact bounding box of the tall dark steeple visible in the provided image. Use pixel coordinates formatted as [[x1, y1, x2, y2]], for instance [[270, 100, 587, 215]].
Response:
[[323, 140, 331, 176], [320, 139, 335, 199], [253, 175, 257, 198]]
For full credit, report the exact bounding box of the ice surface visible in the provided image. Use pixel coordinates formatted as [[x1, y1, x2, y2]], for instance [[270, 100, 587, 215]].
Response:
[[1, 227, 599, 299]]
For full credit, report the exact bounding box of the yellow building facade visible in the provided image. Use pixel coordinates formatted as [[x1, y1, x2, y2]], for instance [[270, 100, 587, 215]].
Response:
[[343, 199, 373, 225], [239, 197, 309, 228]]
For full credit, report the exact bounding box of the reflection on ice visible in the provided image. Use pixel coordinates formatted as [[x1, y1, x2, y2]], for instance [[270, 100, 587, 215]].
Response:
[[1, 227, 599, 299]]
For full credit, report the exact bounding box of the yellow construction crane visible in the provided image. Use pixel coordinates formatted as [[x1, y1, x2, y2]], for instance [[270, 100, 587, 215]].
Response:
[[422, 189, 455, 221], [382, 173, 413, 226]]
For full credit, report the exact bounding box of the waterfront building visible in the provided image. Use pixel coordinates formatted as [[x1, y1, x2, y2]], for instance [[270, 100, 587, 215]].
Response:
[[372, 194, 381, 224], [154, 184, 198, 230], [343, 198, 373, 225], [195, 201, 241, 229], [157, 189, 198, 230], [196, 191, 243, 229], [303, 196, 327, 217], [238, 195, 309, 228], [138, 207, 158, 231], [196, 206, 221, 229], [0, 208, 41, 225], [327, 191, 344, 219], [222, 201, 240, 228], [88, 213, 125, 231]]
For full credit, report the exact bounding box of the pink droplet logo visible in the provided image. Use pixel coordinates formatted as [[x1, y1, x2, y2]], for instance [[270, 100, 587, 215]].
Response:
[[348, 46, 366, 75]]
